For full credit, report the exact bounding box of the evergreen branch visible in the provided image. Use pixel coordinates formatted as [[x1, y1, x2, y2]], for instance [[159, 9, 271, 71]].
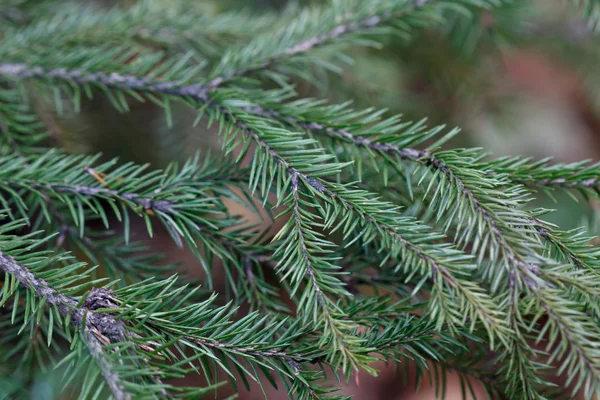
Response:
[[3, 2, 599, 396], [0, 0, 507, 109], [533, 216, 600, 275], [6, 56, 592, 395], [184, 335, 300, 361], [289, 172, 331, 303], [0, 0, 497, 101], [241, 101, 593, 397], [528, 216, 600, 318], [0, 227, 326, 398], [254, 102, 600, 377], [206, 102, 503, 374], [233, 104, 512, 336], [0, 85, 51, 155], [482, 156, 600, 199], [1, 0, 281, 62], [283, 171, 369, 374], [34, 179, 176, 214], [0, 63, 212, 103], [205, 0, 404, 90], [214, 105, 507, 346], [372, 151, 596, 398], [109, 280, 333, 398], [241, 104, 558, 278], [0, 251, 129, 399], [0, 150, 268, 295], [243, 104, 531, 275], [209, 0, 505, 90], [215, 101, 371, 372]]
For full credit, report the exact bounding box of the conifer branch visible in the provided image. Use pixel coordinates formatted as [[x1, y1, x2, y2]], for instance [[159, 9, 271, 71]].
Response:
[[0, 86, 50, 154], [205, 0, 435, 91], [212, 104, 493, 374], [0, 63, 213, 103], [260, 104, 600, 331], [287, 171, 367, 373], [290, 172, 327, 299], [218, 107, 507, 344], [240, 101, 600, 397], [243, 105, 517, 262], [482, 157, 600, 197], [0, 0, 281, 64], [3, 1, 600, 397], [0, 150, 271, 299], [0, 0, 489, 106], [0, 251, 129, 400], [533, 218, 600, 274], [208, 0, 507, 93], [0, 245, 323, 399], [5, 57, 593, 396]]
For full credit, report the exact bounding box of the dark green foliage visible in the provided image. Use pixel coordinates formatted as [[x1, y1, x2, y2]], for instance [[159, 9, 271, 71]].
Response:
[[1, 0, 600, 399]]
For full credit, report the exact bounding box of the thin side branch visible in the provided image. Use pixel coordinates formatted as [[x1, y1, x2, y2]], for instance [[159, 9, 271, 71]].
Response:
[[206, 13, 387, 90], [0, 1, 438, 98], [0, 63, 213, 103], [205, 0, 436, 91], [36, 180, 176, 213]]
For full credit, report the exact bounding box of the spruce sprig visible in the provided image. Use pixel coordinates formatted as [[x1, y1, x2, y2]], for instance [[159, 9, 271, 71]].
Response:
[[1, 0, 600, 399]]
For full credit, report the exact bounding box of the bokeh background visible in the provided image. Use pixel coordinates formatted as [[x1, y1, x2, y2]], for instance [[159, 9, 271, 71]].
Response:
[[9, 0, 600, 398]]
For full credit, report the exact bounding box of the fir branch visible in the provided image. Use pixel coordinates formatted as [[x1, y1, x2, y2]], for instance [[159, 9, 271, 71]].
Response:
[[0, 85, 50, 155], [217, 98, 370, 372], [5, 57, 591, 397], [217, 105, 507, 346], [185, 335, 299, 361], [0, 247, 318, 399], [290, 172, 329, 301], [0, 251, 129, 399], [2, 1, 600, 397], [482, 156, 600, 199], [285, 171, 368, 374], [231, 104, 509, 333], [0, 228, 328, 398], [528, 216, 600, 317], [0, 0, 503, 104], [533, 217, 600, 274], [208, 103, 494, 375], [242, 101, 594, 396], [0, 150, 272, 298], [205, 0, 406, 90], [0, 63, 213, 102], [208, 0, 505, 90], [243, 105, 524, 272], [0, 0, 281, 64], [258, 102, 600, 330]]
